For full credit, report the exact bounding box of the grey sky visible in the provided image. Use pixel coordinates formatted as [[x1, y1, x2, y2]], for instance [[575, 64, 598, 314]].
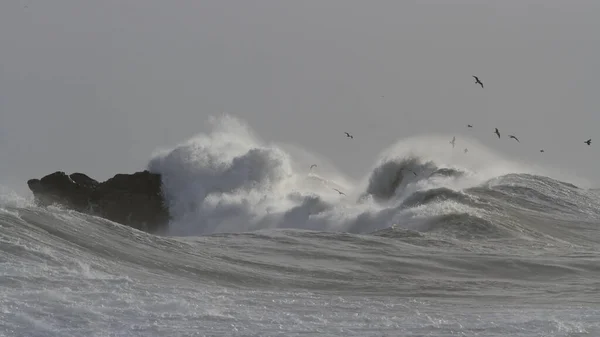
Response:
[[1, 0, 600, 195]]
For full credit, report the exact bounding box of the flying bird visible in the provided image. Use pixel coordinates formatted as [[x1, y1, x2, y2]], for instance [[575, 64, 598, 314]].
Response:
[[344, 132, 353, 139], [467, 124, 473, 128], [585, 139, 591, 146], [464, 148, 468, 153], [405, 169, 418, 176], [450, 136, 456, 148], [310, 164, 317, 170], [540, 149, 545, 153], [332, 188, 346, 196], [473, 76, 484, 88], [494, 128, 501, 139], [508, 135, 520, 142]]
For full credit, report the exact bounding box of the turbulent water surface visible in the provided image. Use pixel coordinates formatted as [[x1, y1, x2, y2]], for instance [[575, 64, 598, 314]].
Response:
[[2, 116, 599, 336]]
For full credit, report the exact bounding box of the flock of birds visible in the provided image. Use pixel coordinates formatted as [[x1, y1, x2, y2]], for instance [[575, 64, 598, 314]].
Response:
[[344, 75, 592, 154], [344, 75, 592, 153], [466, 75, 591, 153], [311, 75, 593, 197]]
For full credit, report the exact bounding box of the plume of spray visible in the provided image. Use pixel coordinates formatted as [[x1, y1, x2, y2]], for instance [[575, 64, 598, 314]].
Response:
[[147, 115, 358, 236], [147, 115, 542, 236], [0, 185, 34, 209]]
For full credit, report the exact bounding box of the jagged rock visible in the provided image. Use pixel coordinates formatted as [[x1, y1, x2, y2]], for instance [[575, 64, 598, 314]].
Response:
[[69, 173, 99, 189], [27, 170, 170, 233]]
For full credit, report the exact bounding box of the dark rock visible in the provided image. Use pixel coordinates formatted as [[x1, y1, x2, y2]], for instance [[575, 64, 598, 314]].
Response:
[[69, 173, 99, 189], [27, 170, 170, 233]]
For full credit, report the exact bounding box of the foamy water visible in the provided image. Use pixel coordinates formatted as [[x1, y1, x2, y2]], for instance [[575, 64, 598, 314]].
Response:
[[2, 115, 600, 336]]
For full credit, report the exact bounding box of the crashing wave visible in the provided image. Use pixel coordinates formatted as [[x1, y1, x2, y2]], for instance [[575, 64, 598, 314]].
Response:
[[142, 114, 598, 243]]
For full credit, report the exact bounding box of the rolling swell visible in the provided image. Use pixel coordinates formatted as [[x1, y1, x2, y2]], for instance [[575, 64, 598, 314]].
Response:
[[1, 204, 597, 295], [400, 187, 477, 208], [3, 200, 599, 337]]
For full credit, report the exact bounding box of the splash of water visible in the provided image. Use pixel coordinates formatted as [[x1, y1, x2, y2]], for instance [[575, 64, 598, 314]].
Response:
[[147, 114, 537, 236]]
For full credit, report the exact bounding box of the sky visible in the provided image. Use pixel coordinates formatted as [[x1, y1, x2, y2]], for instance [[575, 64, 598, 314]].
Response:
[[1, 0, 600, 195]]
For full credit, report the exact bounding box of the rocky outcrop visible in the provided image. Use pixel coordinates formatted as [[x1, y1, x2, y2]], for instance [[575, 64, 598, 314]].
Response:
[[27, 171, 170, 233]]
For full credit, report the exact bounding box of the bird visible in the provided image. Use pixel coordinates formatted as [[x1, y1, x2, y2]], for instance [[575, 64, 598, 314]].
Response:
[[467, 124, 473, 128], [540, 149, 545, 153], [310, 164, 317, 170], [405, 169, 418, 176], [508, 135, 520, 142], [464, 148, 468, 153], [450, 136, 456, 148], [344, 132, 353, 139], [332, 188, 346, 196], [473, 76, 484, 88], [585, 139, 591, 146], [494, 128, 501, 139]]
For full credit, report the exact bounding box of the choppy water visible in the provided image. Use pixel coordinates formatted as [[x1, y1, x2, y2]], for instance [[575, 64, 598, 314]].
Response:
[[2, 116, 599, 336]]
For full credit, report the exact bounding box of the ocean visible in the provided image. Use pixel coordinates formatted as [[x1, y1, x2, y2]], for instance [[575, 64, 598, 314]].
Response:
[[1, 115, 599, 336]]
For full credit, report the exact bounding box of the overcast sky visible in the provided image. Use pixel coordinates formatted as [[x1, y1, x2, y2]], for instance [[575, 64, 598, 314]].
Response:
[[1, 0, 600, 195]]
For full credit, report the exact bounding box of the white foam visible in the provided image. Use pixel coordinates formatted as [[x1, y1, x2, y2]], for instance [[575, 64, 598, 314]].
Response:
[[0, 185, 34, 210]]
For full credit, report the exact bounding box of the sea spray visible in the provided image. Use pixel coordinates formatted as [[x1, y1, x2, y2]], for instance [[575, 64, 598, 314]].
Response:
[[148, 114, 584, 239]]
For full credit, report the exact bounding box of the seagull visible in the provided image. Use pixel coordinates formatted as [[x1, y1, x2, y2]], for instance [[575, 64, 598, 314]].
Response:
[[467, 124, 473, 128], [405, 169, 418, 176], [473, 76, 484, 89], [494, 128, 501, 139], [508, 135, 520, 143], [310, 164, 317, 170], [344, 132, 353, 139], [332, 188, 346, 196], [464, 148, 468, 153], [450, 136, 456, 148], [585, 139, 591, 146]]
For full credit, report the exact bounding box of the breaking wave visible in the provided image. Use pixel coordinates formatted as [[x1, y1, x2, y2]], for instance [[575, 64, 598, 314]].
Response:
[[146, 115, 600, 247]]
